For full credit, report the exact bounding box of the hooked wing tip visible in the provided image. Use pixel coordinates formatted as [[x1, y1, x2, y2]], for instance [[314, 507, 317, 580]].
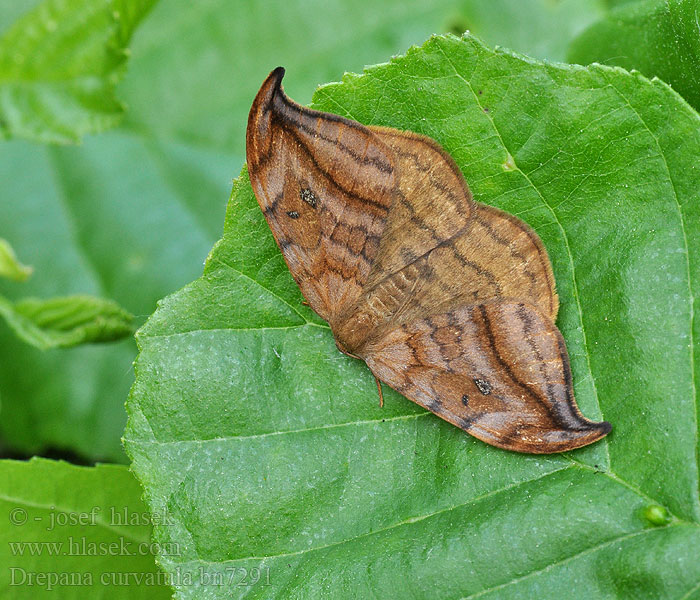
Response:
[[466, 413, 612, 454], [263, 67, 285, 97], [539, 418, 611, 454], [250, 67, 286, 115], [597, 420, 613, 435], [269, 66, 286, 88], [574, 416, 612, 438], [247, 67, 288, 163], [548, 416, 612, 453], [516, 423, 611, 454]]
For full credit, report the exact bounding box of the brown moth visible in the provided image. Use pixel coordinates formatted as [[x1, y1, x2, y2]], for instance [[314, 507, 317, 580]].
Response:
[[246, 67, 611, 453]]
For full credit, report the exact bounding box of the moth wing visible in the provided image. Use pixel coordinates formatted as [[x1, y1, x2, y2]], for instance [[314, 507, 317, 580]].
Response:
[[364, 129, 555, 320], [462, 203, 558, 318], [337, 201, 559, 350], [246, 68, 396, 323], [361, 300, 610, 453], [362, 126, 474, 289], [392, 202, 559, 323]]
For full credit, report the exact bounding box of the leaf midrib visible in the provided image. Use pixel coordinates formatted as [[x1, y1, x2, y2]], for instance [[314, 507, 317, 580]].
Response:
[[115, 33, 700, 529], [129, 49, 700, 548], [161, 466, 575, 566], [128, 403, 697, 529], [458, 525, 694, 600]]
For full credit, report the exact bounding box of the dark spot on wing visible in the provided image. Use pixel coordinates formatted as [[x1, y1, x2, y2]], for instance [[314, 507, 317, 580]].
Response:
[[300, 188, 318, 208], [474, 378, 492, 395]]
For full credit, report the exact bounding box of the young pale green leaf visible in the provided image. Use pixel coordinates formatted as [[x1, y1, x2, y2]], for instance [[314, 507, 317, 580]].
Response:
[[0, 458, 172, 598], [568, 0, 700, 112], [0, 295, 134, 350], [0, 0, 157, 144], [125, 34, 700, 598], [0, 238, 32, 282]]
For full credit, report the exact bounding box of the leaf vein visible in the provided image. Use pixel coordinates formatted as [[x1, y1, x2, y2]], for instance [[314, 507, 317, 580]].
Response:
[[458, 527, 672, 600], [126, 411, 433, 446], [162, 466, 574, 566]]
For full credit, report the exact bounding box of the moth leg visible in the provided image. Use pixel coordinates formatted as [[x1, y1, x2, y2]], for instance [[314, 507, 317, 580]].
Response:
[[375, 376, 384, 408]]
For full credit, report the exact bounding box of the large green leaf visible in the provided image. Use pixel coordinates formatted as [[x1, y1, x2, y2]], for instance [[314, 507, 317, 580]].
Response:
[[0, 458, 171, 598], [568, 0, 700, 112], [125, 34, 700, 598], [0, 0, 157, 143], [0, 0, 604, 463]]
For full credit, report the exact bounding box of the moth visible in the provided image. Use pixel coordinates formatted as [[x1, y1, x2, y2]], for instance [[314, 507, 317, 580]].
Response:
[[246, 67, 611, 453]]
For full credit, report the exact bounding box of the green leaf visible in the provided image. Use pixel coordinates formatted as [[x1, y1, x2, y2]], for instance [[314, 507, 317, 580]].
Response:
[[0, 458, 172, 598], [0, 238, 32, 282], [568, 0, 700, 112], [0, 0, 605, 464], [125, 34, 700, 598], [0, 295, 134, 350], [0, 0, 157, 144]]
